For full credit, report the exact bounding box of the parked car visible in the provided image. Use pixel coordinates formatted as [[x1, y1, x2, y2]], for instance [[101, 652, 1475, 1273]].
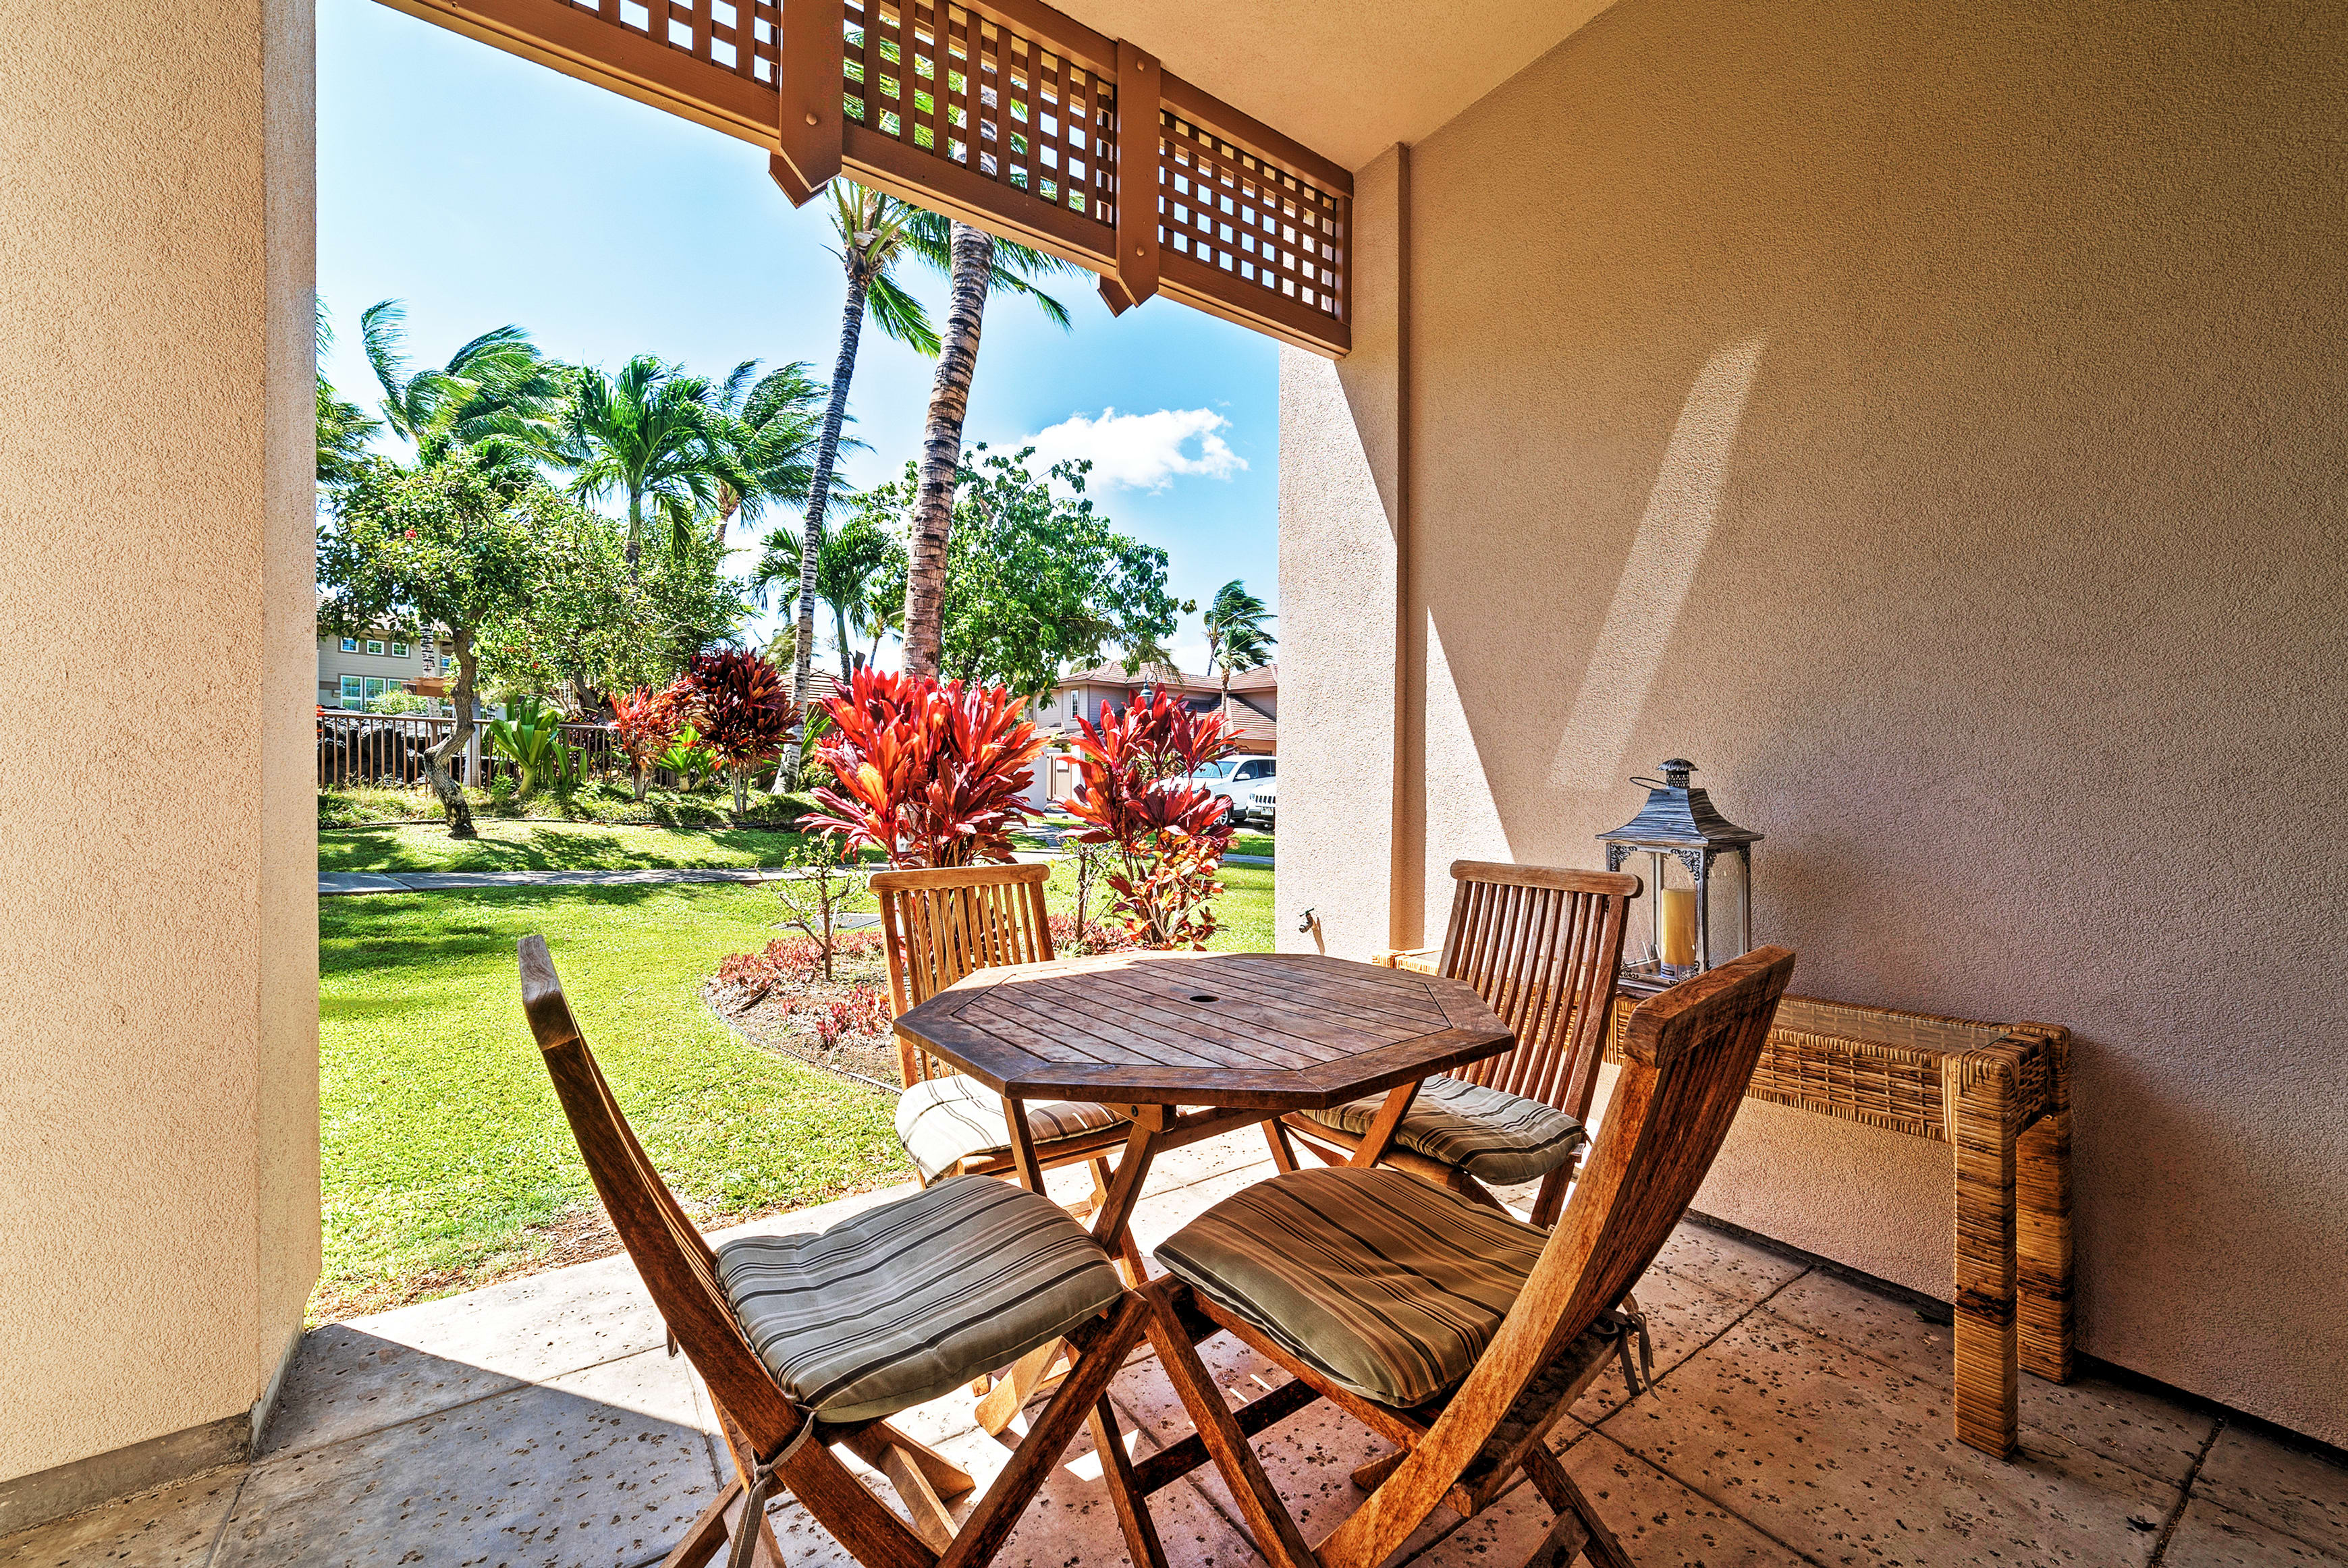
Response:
[[1244, 783, 1275, 829], [1180, 756, 1276, 822]]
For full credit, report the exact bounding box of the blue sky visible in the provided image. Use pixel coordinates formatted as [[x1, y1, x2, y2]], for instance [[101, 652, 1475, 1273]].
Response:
[[317, 0, 1278, 673]]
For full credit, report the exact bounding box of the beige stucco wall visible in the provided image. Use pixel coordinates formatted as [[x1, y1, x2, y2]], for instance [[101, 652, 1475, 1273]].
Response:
[[1282, 0, 2348, 1443], [1278, 148, 1408, 961], [0, 0, 320, 1490]]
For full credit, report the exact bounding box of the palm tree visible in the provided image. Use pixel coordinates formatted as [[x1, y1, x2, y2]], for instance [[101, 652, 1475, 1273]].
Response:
[[360, 300, 561, 488], [786, 182, 945, 715], [861, 590, 904, 671], [898, 219, 1080, 679], [554, 356, 750, 572], [751, 510, 902, 679], [1202, 578, 1276, 707], [315, 300, 379, 489], [711, 359, 837, 539]]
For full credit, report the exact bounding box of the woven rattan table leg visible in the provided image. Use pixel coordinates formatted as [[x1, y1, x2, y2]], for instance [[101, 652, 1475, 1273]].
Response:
[[1950, 1055, 2019, 1457], [2016, 1107, 2073, 1384]]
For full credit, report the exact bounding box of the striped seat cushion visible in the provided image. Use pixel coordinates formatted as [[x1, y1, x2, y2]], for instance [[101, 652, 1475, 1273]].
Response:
[[1302, 1075, 1584, 1185], [896, 1073, 1125, 1181], [1156, 1167, 1547, 1408], [716, 1175, 1124, 1424]]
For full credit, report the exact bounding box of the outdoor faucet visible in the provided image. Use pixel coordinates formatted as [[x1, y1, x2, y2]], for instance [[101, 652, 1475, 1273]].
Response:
[[1296, 907, 1318, 934]]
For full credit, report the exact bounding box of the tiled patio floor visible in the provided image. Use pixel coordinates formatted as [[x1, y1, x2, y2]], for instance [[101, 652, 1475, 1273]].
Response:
[[9, 1130, 2345, 1568]]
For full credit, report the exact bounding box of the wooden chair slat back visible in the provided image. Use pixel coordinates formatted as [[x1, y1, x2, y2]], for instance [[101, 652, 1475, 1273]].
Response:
[[518, 936, 804, 1455], [1325, 946, 1795, 1568], [1436, 861, 1639, 1121], [871, 863, 1056, 1086]]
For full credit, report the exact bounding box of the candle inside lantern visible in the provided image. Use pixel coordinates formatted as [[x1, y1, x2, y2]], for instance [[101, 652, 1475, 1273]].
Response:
[[1659, 887, 1697, 970]]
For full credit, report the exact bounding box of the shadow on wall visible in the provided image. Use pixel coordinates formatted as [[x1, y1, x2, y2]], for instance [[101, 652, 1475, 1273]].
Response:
[[1395, 0, 2348, 1438], [1548, 335, 1768, 791]]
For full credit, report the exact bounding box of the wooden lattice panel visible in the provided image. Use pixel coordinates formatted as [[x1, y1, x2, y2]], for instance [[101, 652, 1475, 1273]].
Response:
[[843, 0, 1117, 235], [553, 0, 781, 86], [1157, 109, 1348, 335]]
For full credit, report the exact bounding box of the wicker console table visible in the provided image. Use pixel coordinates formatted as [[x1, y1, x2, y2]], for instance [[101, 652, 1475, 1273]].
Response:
[[1377, 948, 2072, 1459]]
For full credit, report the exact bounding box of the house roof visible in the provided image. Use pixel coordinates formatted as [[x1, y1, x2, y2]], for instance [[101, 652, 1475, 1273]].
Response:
[[1059, 661, 1215, 692], [1056, 661, 1278, 695]]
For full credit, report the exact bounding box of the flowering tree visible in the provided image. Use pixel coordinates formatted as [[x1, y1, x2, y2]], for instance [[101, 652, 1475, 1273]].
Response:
[[317, 453, 558, 837], [610, 685, 683, 802], [801, 667, 1044, 867], [675, 649, 793, 816], [1062, 692, 1237, 949]]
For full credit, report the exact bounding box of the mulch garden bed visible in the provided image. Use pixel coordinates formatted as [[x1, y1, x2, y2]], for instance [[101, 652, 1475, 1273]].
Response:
[[704, 929, 904, 1087]]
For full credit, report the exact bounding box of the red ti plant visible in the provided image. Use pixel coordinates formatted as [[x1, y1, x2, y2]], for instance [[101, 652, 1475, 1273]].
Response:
[[609, 685, 682, 803], [1062, 691, 1237, 949], [676, 649, 794, 817], [801, 667, 1045, 867]]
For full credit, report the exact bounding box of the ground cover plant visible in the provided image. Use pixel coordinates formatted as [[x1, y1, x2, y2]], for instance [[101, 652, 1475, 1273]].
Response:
[[315, 882, 902, 1320]]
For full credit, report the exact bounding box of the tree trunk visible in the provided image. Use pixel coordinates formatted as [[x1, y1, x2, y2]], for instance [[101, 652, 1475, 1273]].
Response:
[[625, 488, 644, 576], [797, 273, 871, 714], [834, 603, 854, 681], [425, 629, 480, 839], [632, 763, 649, 804], [902, 222, 995, 681]]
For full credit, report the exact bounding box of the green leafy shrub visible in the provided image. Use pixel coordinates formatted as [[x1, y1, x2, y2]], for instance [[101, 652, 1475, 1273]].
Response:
[[487, 696, 570, 797]]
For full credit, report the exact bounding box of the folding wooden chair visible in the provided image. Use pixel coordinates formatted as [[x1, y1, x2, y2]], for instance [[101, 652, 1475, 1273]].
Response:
[[873, 865, 1134, 1194], [1135, 946, 1796, 1568], [1273, 862, 1637, 1227], [518, 936, 1157, 1568]]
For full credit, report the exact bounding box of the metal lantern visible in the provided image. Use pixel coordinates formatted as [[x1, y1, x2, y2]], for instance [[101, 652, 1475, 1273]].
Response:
[[1598, 758, 1762, 996]]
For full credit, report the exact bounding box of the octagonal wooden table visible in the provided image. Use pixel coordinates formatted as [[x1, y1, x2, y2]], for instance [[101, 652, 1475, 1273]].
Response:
[[897, 949, 1514, 1432], [895, 948, 1514, 1273]]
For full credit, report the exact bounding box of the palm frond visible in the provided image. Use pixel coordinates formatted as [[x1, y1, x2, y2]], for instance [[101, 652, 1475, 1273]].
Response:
[[864, 271, 941, 356], [359, 299, 414, 431]]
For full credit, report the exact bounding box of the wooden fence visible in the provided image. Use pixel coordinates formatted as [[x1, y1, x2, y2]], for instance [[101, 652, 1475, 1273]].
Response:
[[316, 711, 629, 791]]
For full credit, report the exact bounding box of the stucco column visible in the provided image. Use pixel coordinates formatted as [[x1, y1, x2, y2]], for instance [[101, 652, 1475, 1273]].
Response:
[[0, 0, 319, 1523], [1276, 144, 1413, 958]]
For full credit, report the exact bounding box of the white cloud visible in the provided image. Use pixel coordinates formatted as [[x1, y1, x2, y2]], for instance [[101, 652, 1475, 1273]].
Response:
[[1020, 407, 1246, 491]]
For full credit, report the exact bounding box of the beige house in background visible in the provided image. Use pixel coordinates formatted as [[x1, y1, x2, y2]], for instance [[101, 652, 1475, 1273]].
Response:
[[1031, 661, 1278, 752], [1027, 662, 1278, 806], [2, 0, 2343, 1536], [315, 627, 443, 708]]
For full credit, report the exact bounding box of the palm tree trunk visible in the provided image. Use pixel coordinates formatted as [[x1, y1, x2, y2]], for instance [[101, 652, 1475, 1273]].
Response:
[[902, 222, 995, 681], [425, 629, 480, 839], [625, 488, 644, 576], [796, 273, 870, 712], [834, 604, 854, 680]]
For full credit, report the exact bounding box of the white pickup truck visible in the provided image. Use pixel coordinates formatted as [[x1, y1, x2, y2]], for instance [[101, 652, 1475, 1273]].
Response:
[[1179, 756, 1277, 827]]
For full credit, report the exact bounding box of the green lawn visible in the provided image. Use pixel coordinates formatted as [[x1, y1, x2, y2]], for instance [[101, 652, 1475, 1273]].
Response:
[[320, 820, 835, 874], [319, 780, 820, 831], [315, 862, 1274, 1320], [317, 883, 904, 1319]]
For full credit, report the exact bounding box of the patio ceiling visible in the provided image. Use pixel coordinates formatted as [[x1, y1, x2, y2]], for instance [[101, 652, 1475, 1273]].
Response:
[[1050, 0, 1620, 172], [379, 0, 1356, 355]]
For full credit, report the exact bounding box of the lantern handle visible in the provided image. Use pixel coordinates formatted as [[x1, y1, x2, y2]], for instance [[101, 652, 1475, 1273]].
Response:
[[1630, 776, 1672, 791]]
